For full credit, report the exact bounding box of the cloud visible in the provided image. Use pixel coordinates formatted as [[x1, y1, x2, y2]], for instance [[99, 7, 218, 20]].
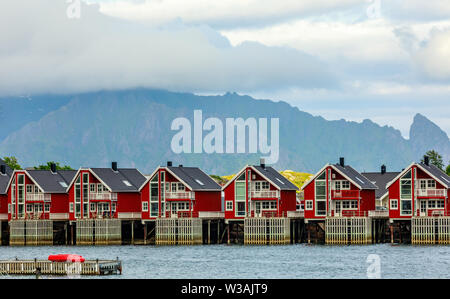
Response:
[[93, 0, 364, 28], [0, 0, 336, 96], [383, 0, 450, 22], [414, 29, 450, 81]]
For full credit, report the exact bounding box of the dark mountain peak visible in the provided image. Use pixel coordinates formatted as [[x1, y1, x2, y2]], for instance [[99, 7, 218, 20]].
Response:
[[410, 113, 449, 141]]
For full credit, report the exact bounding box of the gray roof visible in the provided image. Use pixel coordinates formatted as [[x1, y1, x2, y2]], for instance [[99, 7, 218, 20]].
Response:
[[362, 172, 400, 199], [333, 164, 378, 190], [252, 165, 298, 191], [419, 163, 450, 188], [90, 168, 146, 192], [167, 166, 222, 191], [0, 159, 12, 194], [27, 170, 77, 193]]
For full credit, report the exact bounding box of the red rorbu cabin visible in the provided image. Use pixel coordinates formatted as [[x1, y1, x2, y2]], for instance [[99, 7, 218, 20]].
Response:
[[7, 164, 76, 221], [0, 159, 13, 223], [140, 162, 222, 219], [222, 160, 298, 219], [301, 158, 377, 220], [386, 157, 450, 219], [66, 162, 146, 221]]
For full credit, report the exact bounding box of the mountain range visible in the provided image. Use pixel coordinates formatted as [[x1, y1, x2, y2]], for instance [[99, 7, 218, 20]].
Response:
[[0, 89, 448, 175]]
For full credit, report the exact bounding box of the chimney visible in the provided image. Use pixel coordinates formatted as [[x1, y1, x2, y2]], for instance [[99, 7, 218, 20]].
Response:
[[0, 165, 5, 175], [179, 164, 183, 167], [381, 165, 386, 174], [112, 162, 118, 172], [260, 158, 266, 169], [50, 163, 57, 174], [424, 156, 429, 166], [167, 161, 172, 167], [339, 157, 345, 167]]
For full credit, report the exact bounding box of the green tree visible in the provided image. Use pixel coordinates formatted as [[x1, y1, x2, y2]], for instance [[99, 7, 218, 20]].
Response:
[[2, 156, 22, 170], [34, 161, 74, 170], [446, 163, 450, 176], [421, 150, 444, 170]]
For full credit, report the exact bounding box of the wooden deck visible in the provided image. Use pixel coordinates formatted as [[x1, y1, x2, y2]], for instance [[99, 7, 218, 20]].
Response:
[[0, 259, 122, 276]]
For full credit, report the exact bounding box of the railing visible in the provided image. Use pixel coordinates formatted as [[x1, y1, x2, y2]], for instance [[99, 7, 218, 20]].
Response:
[[426, 210, 450, 217], [250, 210, 283, 218], [198, 211, 224, 218], [117, 212, 141, 219], [287, 210, 304, 218], [26, 194, 51, 202], [331, 190, 360, 199], [25, 212, 43, 220], [165, 192, 193, 199], [166, 211, 199, 218], [250, 190, 280, 198], [416, 189, 446, 197], [368, 210, 389, 218], [334, 210, 368, 217], [49, 213, 69, 220], [90, 212, 115, 219], [89, 193, 118, 201]]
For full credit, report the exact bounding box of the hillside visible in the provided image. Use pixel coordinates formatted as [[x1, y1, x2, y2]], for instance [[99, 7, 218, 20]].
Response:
[[0, 89, 448, 175]]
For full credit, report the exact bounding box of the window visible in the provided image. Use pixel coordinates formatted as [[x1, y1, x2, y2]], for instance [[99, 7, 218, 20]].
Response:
[[428, 200, 436, 209], [90, 184, 96, 192], [342, 201, 350, 209], [437, 200, 445, 209], [342, 181, 350, 190], [142, 201, 148, 212], [90, 203, 96, 212], [427, 180, 436, 189], [262, 182, 270, 190], [69, 203, 74, 213], [112, 203, 116, 212], [350, 200, 358, 209], [306, 200, 313, 210], [178, 183, 185, 191], [255, 181, 261, 191], [315, 172, 327, 216], [26, 185, 33, 194], [390, 199, 398, 210], [44, 204, 50, 213], [171, 182, 177, 192], [97, 184, 102, 193], [400, 170, 412, 216], [26, 204, 33, 213], [226, 201, 233, 211]]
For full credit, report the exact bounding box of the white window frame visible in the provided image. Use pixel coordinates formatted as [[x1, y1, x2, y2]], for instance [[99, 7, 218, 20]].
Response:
[[390, 199, 398, 210], [226, 201, 233, 211], [69, 203, 74, 213], [142, 201, 148, 212], [44, 203, 50, 213], [305, 200, 313, 210]]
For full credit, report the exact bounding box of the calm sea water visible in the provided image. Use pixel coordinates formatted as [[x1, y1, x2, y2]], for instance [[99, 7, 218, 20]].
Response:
[[1, 244, 449, 279]]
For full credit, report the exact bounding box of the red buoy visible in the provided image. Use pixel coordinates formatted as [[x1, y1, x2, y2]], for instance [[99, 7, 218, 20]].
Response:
[[48, 254, 85, 263]]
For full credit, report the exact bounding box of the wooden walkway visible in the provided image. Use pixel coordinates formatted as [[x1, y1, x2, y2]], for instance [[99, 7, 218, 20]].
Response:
[[0, 259, 122, 276]]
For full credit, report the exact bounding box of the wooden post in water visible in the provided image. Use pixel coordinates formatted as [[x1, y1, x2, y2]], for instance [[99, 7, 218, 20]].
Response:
[[390, 224, 394, 244], [207, 220, 211, 244], [144, 223, 147, 245], [227, 223, 230, 245], [131, 220, 135, 245]]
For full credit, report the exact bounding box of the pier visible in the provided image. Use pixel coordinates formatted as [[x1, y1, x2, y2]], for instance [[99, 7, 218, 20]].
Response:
[[0, 259, 122, 276]]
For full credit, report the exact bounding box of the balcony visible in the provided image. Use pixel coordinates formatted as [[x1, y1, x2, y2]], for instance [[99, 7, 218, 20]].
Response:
[[250, 190, 280, 199], [416, 189, 446, 198], [166, 211, 199, 218], [331, 190, 360, 199], [26, 194, 51, 202], [165, 191, 193, 200], [89, 193, 118, 201], [334, 210, 368, 217]]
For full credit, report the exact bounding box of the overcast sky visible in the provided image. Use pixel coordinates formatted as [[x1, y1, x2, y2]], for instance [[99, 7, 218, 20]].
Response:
[[1, 0, 450, 137]]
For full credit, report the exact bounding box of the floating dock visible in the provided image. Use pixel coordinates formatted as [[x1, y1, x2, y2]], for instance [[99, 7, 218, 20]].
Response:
[[0, 259, 122, 276]]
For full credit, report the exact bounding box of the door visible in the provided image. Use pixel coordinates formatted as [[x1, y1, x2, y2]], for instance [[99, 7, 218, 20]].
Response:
[[255, 202, 262, 217], [335, 201, 341, 217], [171, 202, 178, 218], [420, 200, 427, 217]]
